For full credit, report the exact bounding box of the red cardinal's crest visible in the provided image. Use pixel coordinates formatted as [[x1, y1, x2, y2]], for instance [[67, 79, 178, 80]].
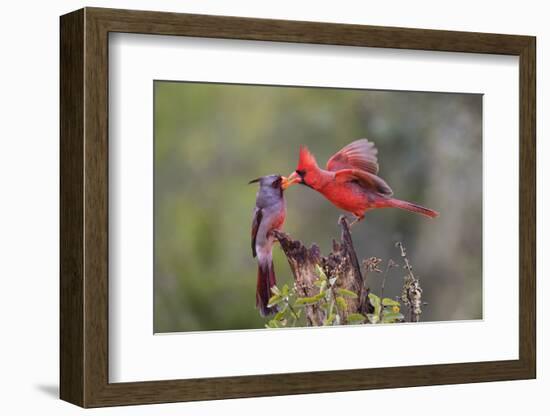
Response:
[[296, 145, 318, 172]]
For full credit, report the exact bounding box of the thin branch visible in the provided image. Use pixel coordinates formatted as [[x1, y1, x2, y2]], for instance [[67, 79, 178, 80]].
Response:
[[396, 242, 423, 323]]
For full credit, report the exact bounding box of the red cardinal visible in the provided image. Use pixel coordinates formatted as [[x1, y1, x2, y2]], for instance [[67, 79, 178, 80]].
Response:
[[285, 139, 439, 223], [249, 175, 292, 316]]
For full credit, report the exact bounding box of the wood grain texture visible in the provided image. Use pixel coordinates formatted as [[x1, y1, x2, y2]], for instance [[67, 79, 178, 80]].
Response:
[[59, 8, 84, 406], [518, 38, 536, 376], [83, 9, 110, 406], [89, 7, 532, 55], [59, 7, 537, 408]]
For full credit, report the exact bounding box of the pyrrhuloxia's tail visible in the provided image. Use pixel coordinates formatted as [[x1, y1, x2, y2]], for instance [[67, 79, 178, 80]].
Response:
[[388, 199, 439, 218], [256, 257, 278, 317]]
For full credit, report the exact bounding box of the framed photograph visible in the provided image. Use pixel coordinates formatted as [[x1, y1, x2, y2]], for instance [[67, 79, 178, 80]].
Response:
[[60, 7, 536, 408]]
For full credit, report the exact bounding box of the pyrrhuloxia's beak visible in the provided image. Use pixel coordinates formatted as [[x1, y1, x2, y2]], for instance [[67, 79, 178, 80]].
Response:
[[281, 172, 301, 189]]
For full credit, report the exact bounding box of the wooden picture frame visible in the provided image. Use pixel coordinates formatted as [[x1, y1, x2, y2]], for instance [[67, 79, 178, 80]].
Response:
[[60, 7, 536, 408]]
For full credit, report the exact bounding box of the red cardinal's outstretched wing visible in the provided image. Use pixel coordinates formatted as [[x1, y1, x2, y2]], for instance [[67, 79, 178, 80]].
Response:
[[334, 168, 393, 197], [326, 139, 379, 174], [251, 207, 263, 258]]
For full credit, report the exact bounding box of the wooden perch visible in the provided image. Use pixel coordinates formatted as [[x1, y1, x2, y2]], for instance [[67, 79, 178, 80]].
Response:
[[273, 216, 373, 326]]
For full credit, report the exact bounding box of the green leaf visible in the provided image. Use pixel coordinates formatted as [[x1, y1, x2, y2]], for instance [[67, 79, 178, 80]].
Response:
[[336, 296, 348, 311], [274, 305, 288, 321], [314, 279, 327, 292], [382, 312, 405, 323], [295, 297, 311, 305], [266, 319, 280, 328], [367, 313, 380, 324], [315, 264, 327, 280], [368, 293, 381, 306], [296, 290, 326, 306], [382, 297, 400, 307], [295, 296, 318, 305], [267, 294, 282, 307], [347, 313, 366, 324], [281, 284, 290, 297], [323, 313, 336, 326], [314, 291, 327, 301], [270, 286, 281, 296], [336, 288, 358, 298], [368, 293, 381, 316]]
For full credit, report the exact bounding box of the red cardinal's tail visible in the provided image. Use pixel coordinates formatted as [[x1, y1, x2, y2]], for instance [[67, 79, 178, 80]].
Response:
[[256, 257, 278, 317], [388, 199, 439, 218]]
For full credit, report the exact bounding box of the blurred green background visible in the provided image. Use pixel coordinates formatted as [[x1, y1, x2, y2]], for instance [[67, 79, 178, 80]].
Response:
[[154, 81, 482, 333]]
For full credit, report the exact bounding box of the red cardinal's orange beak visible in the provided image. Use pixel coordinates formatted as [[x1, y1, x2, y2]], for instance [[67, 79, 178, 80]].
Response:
[[281, 172, 300, 190]]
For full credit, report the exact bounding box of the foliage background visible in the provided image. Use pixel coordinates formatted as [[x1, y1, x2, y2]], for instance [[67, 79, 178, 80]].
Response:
[[154, 81, 482, 332]]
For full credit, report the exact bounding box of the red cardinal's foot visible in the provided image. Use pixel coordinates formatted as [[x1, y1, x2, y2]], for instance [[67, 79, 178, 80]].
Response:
[[348, 215, 365, 227]]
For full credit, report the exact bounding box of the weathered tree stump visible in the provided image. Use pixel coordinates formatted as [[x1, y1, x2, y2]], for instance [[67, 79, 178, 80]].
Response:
[[273, 216, 374, 326]]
